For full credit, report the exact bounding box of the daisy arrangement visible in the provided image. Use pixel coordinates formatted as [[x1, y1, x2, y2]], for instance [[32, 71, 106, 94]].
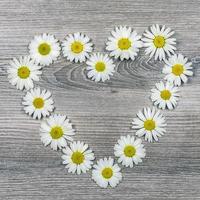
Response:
[[106, 26, 143, 61], [22, 88, 54, 119], [142, 24, 176, 61], [29, 33, 60, 66], [62, 141, 95, 174], [92, 157, 122, 188], [62, 32, 93, 63], [162, 54, 193, 86], [151, 81, 180, 110], [7, 24, 194, 188], [86, 53, 115, 82], [7, 56, 42, 90]]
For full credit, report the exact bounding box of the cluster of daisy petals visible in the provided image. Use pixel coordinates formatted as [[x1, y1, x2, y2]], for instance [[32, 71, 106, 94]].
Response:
[[7, 24, 193, 188]]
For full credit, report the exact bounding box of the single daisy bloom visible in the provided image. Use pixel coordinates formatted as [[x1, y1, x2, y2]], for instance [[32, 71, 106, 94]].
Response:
[[22, 87, 54, 119], [106, 26, 143, 61], [62, 32, 93, 63], [7, 56, 42, 90], [86, 53, 115, 82], [40, 114, 75, 150], [151, 81, 180, 110], [61, 141, 95, 175], [142, 24, 176, 61], [92, 157, 122, 188], [132, 107, 167, 142], [114, 135, 146, 168], [162, 54, 193, 86], [29, 33, 60, 66]]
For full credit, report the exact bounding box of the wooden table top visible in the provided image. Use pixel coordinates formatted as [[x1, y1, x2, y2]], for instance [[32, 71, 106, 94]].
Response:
[[0, 0, 200, 199]]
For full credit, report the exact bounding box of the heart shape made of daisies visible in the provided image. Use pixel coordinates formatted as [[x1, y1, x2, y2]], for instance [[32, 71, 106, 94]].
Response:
[[7, 24, 193, 188]]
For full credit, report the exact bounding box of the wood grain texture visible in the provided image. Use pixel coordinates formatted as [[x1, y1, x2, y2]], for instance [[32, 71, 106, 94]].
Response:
[[0, 0, 200, 199]]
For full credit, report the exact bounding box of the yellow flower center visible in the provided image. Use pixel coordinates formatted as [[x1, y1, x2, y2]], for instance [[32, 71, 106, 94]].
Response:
[[38, 43, 51, 55], [172, 64, 184, 76], [160, 90, 171, 100], [102, 167, 113, 179], [33, 97, 44, 109], [71, 41, 84, 54], [71, 151, 85, 165], [153, 35, 165, 48], [50, 126, 63, 139], [17, 66, 30, 79], [124, 145, 136, 157], [95, 62, 106, 72], [118, 38, 131, 50], [144, 119, 156, 131]]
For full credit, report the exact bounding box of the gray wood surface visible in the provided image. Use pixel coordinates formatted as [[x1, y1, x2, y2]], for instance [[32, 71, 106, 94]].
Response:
[[0, 0, 200, 199]]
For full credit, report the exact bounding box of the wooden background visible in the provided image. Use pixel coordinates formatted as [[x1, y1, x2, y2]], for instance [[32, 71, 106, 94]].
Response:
[[0, 0, 200, 199]]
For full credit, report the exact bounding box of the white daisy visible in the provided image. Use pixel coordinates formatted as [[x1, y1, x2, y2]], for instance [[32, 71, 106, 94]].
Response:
[[61, 141, 95, 174], [114, 135, 146, 168], [162, 54, 193, 86], [7, 56, 42, 90], [142, 24, 176, 61], [151, 81, 180, 110], [22, 87, 54, 119], [86, 53, 115, 82], [62, 32, 93, 63], [29, 33, 60, 66], [40, 114, 75, 150], [132, 107, 167, 142], [106, 26, 143, 61], [92, 157, 122, 188]]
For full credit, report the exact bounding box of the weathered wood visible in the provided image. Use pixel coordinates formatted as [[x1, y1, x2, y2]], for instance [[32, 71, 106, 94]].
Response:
[[0, 0, 200, 199]]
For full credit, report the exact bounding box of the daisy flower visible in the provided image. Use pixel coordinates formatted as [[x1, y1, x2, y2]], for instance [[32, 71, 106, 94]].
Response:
[[106, 26, 143, 61], [92, 157, 122, 188], [40, 114, 75, 150], [86, 53, 115, 82], [62, 32, 93, 63], [142, 24, 176, 61], [61, 141, 95, 174], [22, 87, 54, 119], [132, 107, 167, 142], [7, 56, 42, 90], [162, 54, 193, 86], [29, 33, 60, 66], [151, 81, 180, 110], [114, 135, 146, 168]]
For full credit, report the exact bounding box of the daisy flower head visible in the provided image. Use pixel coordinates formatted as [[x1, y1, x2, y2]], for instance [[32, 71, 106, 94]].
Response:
[[114, 135, 146, 168], [61, 141, 95, 175], [142, 24, 176, 61], [86, 53, 115, 82], [132, 107, 167, 142], [162, 54, 193, 86], [92, 157, 122, 188], [7, 56, 42, 90], [40, 114, 75, 151], [29, 33, 60, 66], [106, 26, 143, 61], [22, 87, 54, 119], [62, 32, 93, 63], [151, 81, 180, 110]]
